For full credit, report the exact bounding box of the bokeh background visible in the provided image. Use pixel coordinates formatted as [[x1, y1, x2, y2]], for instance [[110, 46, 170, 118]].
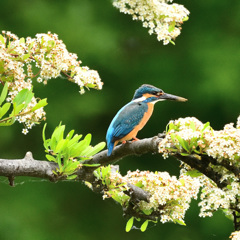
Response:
[[1, 0, 240, 239]]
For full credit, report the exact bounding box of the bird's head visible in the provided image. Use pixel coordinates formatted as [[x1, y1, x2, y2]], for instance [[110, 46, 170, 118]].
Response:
[[132, 84, 188, 104]]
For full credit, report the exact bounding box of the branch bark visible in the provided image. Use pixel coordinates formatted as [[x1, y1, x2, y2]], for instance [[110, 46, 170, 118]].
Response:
[[0, 152, 57, 182], [87, 135, 162, 166]]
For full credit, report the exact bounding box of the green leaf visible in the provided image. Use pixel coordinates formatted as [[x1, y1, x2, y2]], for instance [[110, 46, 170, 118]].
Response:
[[82, 163, 100, 167], [180, 153, 189, 156], [55, 139, 67, 153], [186, 170, 202, 178], [86, 83, 96, 88], [135, 181, 144, 188], [93, 168, 101, 179], [83, 142, 106, 157], [141, 220, 149, 232], [167, 122, 175, 132], [193, 149, 201, 154], [70, 139, 89, 158], [111, 194, 121, 203], [31, 98, 48, 112], [0, 60, 5, 74], [70, 146, 84, 158], [79, 145, 92, 157], [19, 37, 25, 44], [67, 134, 82, 148], [0, 103, 11, 118], [189, 137, 198, 150], [0, 35, 5, 45], [47, 40, 56, 48], [84, 134, 92, 145], [13, 89, 33, 106], [66, 130, 75, 140], [174, 219, 186, 226], [67, 175, 77, 180], [168, 21, 176, 32], [182, 16, 189, 22], [64, 161, 79, 173], [51, 124, 65, 143], [176, 135, 189, 152], [170, 133, 176, 143], [46, 154, 56, 162], [56, 155, 62, 169], [222, 209, 234, 221], [142, 209, 153, 215], [202, 122, 210, 132], [0, 117, 15, 126], [50, 138, 58, 153], [190, 121, 196, 131], [23, 53, 30, 61], [0, 82, 8, 106], [28, 41, 34, 51], [13, 103, 25, 115], [42, 123, 47, 147], [125, 217, 134, 232]]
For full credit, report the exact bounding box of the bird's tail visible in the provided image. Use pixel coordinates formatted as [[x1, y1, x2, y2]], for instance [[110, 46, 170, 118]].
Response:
[[107, 141, 115, 156]]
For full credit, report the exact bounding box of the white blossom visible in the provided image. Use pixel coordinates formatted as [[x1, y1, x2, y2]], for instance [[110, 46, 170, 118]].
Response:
[[103, 168, 200, 224], [230, 231, 240, 240], [0, 31, 103, 132], [159, 116, 240, 219], [113, 0, 189, 44]]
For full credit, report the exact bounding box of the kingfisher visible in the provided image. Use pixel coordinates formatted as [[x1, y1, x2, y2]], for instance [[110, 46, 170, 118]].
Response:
[[106, 84, 187, 156]]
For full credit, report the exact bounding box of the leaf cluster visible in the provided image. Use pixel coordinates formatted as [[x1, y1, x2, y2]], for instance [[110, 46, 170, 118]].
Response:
[[43, 123, 105, 179], [0, 83, 47, 126], [167, 121, 211, 156]]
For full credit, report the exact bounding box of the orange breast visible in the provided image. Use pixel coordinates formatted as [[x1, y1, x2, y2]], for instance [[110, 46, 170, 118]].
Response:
[[116, 102, 154, 145]]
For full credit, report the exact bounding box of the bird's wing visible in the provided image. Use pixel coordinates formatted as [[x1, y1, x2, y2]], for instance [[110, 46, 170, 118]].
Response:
[[107, 101, 148, 142]]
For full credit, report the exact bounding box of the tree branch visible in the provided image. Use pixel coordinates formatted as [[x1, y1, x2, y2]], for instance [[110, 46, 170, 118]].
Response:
[[0, 151, 151, 204], [0, 134, 236, 191], [87, 135, 163, 166], [1, 133, 239, 224], [174, 153, 228, 188], [0, 152, 58, 182], [125, 183, 150, 203]]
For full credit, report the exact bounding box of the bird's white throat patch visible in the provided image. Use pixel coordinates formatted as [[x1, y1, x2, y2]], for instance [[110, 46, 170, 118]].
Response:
[[151, 99, 166, 104]]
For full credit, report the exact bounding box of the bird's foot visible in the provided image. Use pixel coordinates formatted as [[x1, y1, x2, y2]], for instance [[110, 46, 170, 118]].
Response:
[[132, 137, 140, 142], [121, 138, 139, 145]]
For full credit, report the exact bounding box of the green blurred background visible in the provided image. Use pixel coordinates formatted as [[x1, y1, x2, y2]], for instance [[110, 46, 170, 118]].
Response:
[[1, 0, 240, 239]]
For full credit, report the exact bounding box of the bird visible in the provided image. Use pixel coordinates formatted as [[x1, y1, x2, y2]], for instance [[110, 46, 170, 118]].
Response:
[[106, 84, 187, 156]]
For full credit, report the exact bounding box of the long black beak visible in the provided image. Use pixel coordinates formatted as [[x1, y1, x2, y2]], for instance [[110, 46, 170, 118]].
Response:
[[160, 93, 188, 102]]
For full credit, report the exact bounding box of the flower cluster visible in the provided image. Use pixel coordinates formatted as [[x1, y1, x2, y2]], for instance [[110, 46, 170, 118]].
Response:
[[125, 170, 200, 224], [159, 116, 240, 166], [0, 31, 103, 132], [159, 117, 240, 219], [113, 0, 189, 44], [159, 117, 207, 159], [198, 177, 240, 218], [237, 115, 240, 129], [95, 166, 200, 225], [230, 231, 240, 240]]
